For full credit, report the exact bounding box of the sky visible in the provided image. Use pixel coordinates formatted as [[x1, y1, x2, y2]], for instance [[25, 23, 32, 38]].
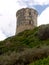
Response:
[[0, 0, 49, 40]]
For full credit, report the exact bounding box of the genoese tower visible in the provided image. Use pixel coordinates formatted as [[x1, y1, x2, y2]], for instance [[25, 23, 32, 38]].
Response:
[[16, 8, 38, 34]]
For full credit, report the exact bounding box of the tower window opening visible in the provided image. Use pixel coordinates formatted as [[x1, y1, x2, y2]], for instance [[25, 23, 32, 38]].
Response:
[[29, 11, 31, 15], [29, 20, 31, 24]]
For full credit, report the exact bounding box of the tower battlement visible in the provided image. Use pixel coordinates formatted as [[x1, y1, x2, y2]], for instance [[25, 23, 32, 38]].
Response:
[[16, 8, 38, 34]]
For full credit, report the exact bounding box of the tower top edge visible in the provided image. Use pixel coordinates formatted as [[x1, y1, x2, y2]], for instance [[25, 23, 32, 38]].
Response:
[[16, 8, 38, 16]]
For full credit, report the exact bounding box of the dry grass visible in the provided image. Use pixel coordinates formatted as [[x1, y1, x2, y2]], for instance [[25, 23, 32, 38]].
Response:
[[0, 46, 49, 65]]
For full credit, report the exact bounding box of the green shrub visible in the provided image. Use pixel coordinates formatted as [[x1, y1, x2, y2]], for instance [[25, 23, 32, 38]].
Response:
[[29, 56, 49, 65], [37, 24, 49, 40], [0, 46, 49, 65]]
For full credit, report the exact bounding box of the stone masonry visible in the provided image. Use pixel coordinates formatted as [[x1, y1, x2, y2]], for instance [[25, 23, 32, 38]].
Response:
[[16, 8, 38, 34]]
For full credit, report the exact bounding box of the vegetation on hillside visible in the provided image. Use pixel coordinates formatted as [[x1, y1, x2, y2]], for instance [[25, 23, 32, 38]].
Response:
[[0, 24, 49, 65], [29, 56, 49, 65]]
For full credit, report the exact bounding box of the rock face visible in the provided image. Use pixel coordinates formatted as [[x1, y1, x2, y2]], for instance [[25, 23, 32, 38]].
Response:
[[16, 8, 38, 34]]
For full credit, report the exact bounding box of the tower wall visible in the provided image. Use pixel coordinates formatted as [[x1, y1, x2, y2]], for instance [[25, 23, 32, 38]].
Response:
[[16, 8, 38, 34]]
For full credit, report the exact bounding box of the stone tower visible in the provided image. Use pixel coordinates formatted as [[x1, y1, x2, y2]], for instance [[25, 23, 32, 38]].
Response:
[[16, 8, 38, 34]]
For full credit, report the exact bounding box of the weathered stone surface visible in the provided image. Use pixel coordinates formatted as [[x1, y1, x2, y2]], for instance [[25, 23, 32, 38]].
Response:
[[16, 8, 38, 34]]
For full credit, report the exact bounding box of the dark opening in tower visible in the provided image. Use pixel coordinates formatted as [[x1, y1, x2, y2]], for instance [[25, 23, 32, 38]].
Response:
[[29, 20, 31, 24]]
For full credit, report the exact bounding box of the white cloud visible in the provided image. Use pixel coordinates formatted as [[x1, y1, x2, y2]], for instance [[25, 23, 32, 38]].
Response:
[[33, 0, 49, 5], [0, 0, 28, 40], [17, 0, 49, 7], [0, 30, 6, 41], [38, 7, 49, 26]]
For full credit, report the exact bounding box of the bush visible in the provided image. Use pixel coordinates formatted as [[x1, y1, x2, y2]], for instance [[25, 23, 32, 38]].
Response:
[[29, 56, 49, 65], [37, 24, 49, 40], [0, 46, 49, 65]]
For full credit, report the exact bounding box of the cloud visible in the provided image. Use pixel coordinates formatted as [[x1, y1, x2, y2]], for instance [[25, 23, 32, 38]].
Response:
[[0, 30, 6, 41], [0, 0, 28, 38], [33, 0, 49, 5], [38, 7, 49, 26], [0, 15, 16, 37], [17, 0, 49, 7]]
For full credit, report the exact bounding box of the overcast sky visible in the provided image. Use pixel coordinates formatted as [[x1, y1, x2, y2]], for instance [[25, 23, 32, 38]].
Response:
[[0, 0, 49, 40]]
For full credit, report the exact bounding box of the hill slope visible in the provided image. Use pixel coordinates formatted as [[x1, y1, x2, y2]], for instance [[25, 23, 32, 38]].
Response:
[[0, 24, 49, 65]]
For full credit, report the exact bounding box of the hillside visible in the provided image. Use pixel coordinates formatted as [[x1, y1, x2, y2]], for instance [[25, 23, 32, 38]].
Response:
[[0, 24, 49, 65]]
